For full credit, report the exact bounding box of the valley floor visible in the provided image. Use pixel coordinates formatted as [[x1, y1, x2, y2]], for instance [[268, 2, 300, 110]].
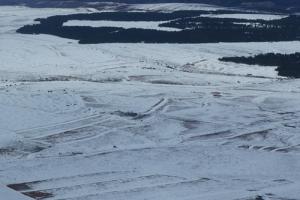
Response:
[[0, 5, 300, 200]]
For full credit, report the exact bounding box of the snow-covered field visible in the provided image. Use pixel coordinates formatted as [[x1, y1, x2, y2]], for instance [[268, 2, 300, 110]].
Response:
[[127, 3, 225, 11], [201, 13, 287, 20], [1, 5, 300, 200], [63, 20, 180, 31]]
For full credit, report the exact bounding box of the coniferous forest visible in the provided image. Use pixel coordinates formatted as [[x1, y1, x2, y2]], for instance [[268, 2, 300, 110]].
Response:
[[17, 11, 300, 44], [220, 53, 300, 78]]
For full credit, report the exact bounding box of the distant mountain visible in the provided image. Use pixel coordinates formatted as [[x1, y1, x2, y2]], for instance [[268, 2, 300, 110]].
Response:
[[1, 0, 300, 12], [203, 0, 300, 12]]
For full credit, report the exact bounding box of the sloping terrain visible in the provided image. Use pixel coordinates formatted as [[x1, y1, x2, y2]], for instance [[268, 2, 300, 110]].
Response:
[[0, 4, 300, 200], [1, 0, 300, 12]]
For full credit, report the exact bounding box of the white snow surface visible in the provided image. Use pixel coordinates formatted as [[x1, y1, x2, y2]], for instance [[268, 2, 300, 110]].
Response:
[[0, 185, 32, 200], [0, 5, 300, 200], [128, 3, 224, 11], [201, 13, 287, 20], [63, 20, 180, 31], [0, 130, 21, 149]]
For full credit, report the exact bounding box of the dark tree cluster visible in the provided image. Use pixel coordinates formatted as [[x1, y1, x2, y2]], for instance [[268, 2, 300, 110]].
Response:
[[219, 53, 300, 78], [16, 11, 300, 44]]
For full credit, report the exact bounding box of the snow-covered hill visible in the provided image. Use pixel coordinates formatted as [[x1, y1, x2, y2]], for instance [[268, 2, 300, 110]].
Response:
[[0, 5, 300, 200], [2, 0, 300, 13]]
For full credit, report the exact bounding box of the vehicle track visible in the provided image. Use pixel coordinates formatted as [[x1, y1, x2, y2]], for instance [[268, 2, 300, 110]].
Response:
[[8, 173, 188, 200], [54, 178, 214, 200]]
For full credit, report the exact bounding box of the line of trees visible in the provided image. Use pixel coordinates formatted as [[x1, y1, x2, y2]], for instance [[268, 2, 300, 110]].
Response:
[[17, 11, 300, 44], [220, 53, 300, 78]]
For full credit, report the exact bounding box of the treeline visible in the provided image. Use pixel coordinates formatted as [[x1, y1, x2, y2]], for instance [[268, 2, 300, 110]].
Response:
[[34, 10, 243, 25], [219, 53, 300, 78], [16, 11, 300, 44], [160, 15, 300, 31], [159, 17, 278, 29]]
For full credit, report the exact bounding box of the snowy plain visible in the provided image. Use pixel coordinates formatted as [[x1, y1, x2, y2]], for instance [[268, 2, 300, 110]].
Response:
[[201, 13, 287, 20], [63, 20, 181, 31], [0, 4, 300, 200], [127, 3, 225, 11]]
